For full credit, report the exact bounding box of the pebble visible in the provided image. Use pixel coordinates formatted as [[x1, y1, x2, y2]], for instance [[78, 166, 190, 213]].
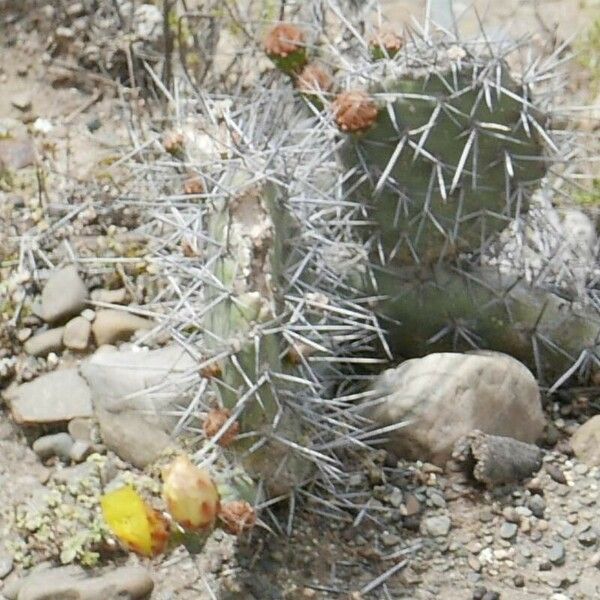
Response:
[[41, 266, 88, 324], [0, 137, 35, 169], [557, 522, 574, 539], [513, 574, 525, 587], [528, 494, 546, 518], [81, 308, 96, 322], [11, 93, 32, 111], [0, 554, 14, 579], [423, 515, 451, 537], [91, 309, 153, 346], [62, 316, 91, 350], [90, 287, 128, 304], [32, 432, 74, 460], [402, 493, 421, 516], [499, 522, 518, 540], [380, 532, 401, 548], [67, 417, 94, 441], [17, 327, 32, 342], [577, 528, 598, 547], [69, 439, 93, 463], [23, 327, 65, 357], [548, 542, 566, 566]]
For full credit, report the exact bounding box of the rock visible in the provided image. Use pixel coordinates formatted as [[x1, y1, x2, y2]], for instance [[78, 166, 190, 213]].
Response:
[[0, 553, 13, 578], [0, 137, 36, 170], [422, 515, 451, 537], [370, 352, 545, 464], [96, 408, 172, 469], [68, 417, 94, 441], [69, 439, 93, 462], [63, 316, 91, 350], [80, 344, 196, 432], [41, 266, 88, 324], [548, 542, 566, 566], [571, 416, 600, 466], [23, 327, 65, 357], [528, 494, 546, 518], [10, 93, 32, 111], [5, 565, 153, 600], [90, 287, 128, 304], [578, 527, 598, 547], [499, 522, 518, 540], [91, 309, 153, 346], [32, 432, 74, 460], [5, 368, 93, 425]]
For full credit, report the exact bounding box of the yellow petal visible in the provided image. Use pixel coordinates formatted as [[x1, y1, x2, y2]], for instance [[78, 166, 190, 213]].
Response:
[[100, 485, 152, 556]]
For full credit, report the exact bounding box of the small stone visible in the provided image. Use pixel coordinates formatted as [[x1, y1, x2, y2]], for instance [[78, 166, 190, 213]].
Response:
[[381, 532, 401, 548], [423, 515, 451, 537], [17, 327, 32, 342], [81, 308, 96, 322], [33, 432, 74, 460], [544, 463, 567, 484], [468, 556, 481, 572], [499, 522, 518, 540], [578, 528, 598, 547], [41, 266, 88, 324], [91, 309, 153, 346], [482, 593, 500, 600], [11, 93, 32, 111], [0, 137, 35, 169], [528, 494, 546, 518], [62, 316, 91, 351], [557, 522, 574, 539], [402, 493, 421, 516], [548, 542, 565, 566], [502, 507, 520, 523], [515, 506, 532, 518], [69, 439, 93, 463], [589, 551, 600, 568], [574, 463, 589, 475], [513, 574, 525, 587], [0, 554, 14, 579], [539, 561, 552, 571], [479, 508, 494, 523], [388, 487, 403, 508], [90, 287, 128, 305], [472, 586, 487, 600], [68, 418, 94, 441], [23, 327, 65, 357], [571, 416, 600, 466]]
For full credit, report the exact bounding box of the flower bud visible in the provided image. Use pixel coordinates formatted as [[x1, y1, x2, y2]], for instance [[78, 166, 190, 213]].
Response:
[[331, 90, 379, 133], [162, 455, 220, 531], [263, 23, 307, 74]]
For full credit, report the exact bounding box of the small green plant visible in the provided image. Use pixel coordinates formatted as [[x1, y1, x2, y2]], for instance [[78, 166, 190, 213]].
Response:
[[578, 17, 600, 91]]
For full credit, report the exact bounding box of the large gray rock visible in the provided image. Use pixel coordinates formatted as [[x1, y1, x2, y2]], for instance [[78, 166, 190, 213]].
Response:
[[5, 368, 93, 425], [4, 565, 153, 600], [79, 345, 195, 466], [41, 265, 88, 324], [370, 352, 545, 465], [571, 415, 600, 466]]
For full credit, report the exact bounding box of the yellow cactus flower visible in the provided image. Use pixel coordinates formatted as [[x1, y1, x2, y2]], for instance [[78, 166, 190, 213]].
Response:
[[162, 455, 220, 531], [100, 485, 169, 557]]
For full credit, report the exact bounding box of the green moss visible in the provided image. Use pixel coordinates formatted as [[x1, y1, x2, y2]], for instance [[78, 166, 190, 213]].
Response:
[[573, 178, 600, 206]]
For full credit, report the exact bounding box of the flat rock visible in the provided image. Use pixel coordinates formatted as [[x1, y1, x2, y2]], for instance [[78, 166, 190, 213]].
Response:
[[5, 565, 153, 600], [96, 408, 172, 468], [5, 368, 93, 425], [422, 515, 451, 537], [370, 352, 545, 465], [23, 327, 65, 357], [0, 138, 36, 170], [571, 415, 600, 466], [63, 315, 91, 350], [10, 93, 32, 111], [91, 309, 153, 346], [41, 265, 88, 324], [80, 344, 196, 432]]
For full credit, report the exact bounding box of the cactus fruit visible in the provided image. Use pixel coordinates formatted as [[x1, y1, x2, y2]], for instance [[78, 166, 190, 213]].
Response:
[[264, 23, 308, 74]]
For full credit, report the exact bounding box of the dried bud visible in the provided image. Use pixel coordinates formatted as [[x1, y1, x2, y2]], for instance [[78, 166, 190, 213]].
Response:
[[332, 90, 379, 133], [163, 131, 184, 155], [264, 23, 307, 73], [218, 500, 256, 535], [264, 23, 304, 57], [285, 342, 318, 365], [162, 455, 220, 531], [296, 63, 333, 96], [183, 176, 204, 195], [200, 362, 222, 379], [369, 29, 404, 59], [146, 505, 170, 556], [203, 408, 240, 447]]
